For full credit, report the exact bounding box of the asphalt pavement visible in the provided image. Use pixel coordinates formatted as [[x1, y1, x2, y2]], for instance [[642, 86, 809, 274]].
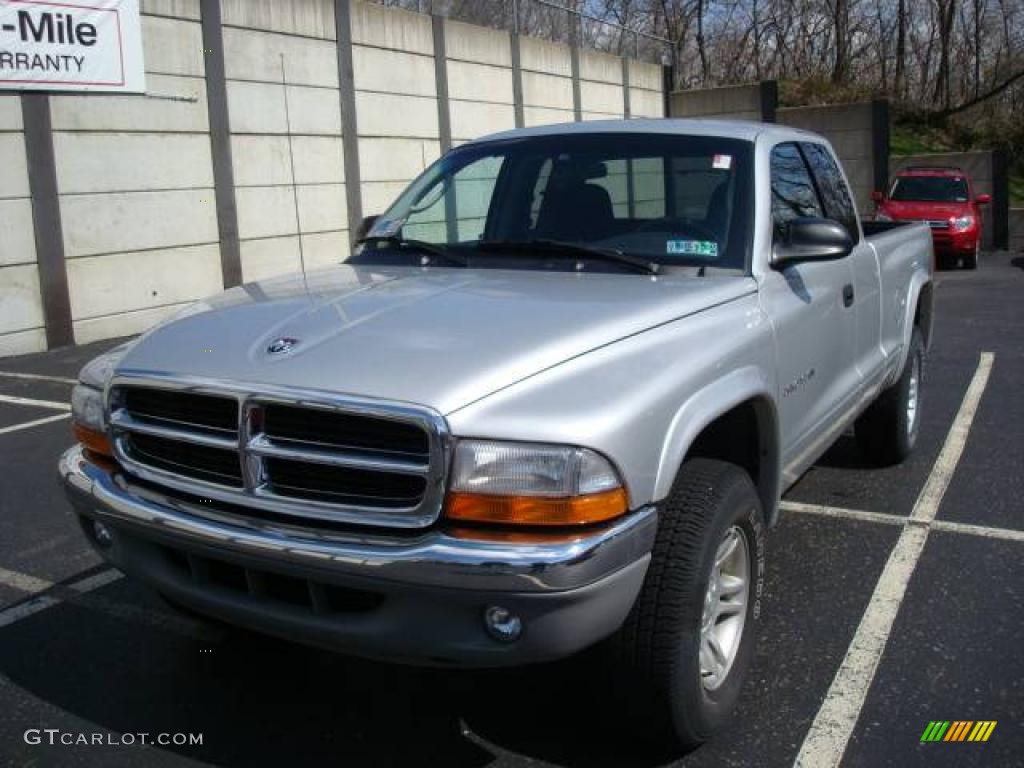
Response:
[[0, 251, 1021, 768]]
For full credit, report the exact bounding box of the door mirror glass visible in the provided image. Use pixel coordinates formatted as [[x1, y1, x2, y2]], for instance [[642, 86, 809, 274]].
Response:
[[976, 193, 991, 205], [773, 217, 854, 267]]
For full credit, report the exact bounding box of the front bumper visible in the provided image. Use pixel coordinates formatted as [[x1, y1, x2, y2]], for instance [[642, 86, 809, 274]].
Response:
[[931, 230, 978, 255], [60, 445, 655, 666]]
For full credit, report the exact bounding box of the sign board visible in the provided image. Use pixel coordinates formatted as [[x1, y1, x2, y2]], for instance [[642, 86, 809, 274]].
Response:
[[0, 0, 144, 92]]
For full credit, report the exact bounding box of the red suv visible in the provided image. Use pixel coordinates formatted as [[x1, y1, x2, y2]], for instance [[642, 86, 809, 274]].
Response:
[[872, 167, 990, 269]]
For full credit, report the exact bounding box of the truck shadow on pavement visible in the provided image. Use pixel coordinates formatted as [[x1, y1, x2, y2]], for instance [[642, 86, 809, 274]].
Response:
[[0, 594, 671, 768]]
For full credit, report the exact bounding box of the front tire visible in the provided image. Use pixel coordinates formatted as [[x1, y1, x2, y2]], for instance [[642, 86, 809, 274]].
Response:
[[606, 459, 765, 753], [855, 327, 924, 465], [965, 242, 979, 270]]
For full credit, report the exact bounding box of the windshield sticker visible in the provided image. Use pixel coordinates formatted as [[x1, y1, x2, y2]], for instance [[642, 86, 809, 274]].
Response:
[[712, 154, 733, 170], [667, 239, 718, 258]]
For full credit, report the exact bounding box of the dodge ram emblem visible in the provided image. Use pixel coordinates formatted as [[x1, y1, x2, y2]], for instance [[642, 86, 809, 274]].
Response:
[[267, 337, 299, 355]]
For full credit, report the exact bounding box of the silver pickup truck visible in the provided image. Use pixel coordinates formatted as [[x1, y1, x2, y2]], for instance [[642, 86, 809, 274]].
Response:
[[60, 119, 933, 750]]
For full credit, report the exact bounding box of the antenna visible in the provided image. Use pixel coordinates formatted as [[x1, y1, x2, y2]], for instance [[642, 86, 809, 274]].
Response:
[[280, 54, 307, 281]]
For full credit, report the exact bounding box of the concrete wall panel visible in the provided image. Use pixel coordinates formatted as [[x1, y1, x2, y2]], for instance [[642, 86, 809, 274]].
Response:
[[231, 135, 292, 186], [0, 96, 22, 130], [359, 137, 439, 182], [54, 133, 214, 194], [351, 2, 433, 55], [223, 27, 339, 87], [629, 88, 663, 118], [581, 80, 624, 114], [0, 327, 46, 357], [241, 235, 302, 282], [0, 264, 43, 335], [520, 36, 571, 76], [292, 136, 346, 184], [353, 46, 436, 97], [0, 199, 35, 267], [450, 101, 515, 141], [629, 60, 662, 91], [522, 71, 573, 109], [61, 190, 219, 257], [67, 244, 222, 320], [444, 19, 510, 67], [362, 181, 408, 215], [446, 61, 513, 104], [141, 0, 200, 20], [227, 80, 288, 134], [355, 92, 439, 138], [222, 0, 335, 40], [51, 76, 209, 133], [0, 134, 29, 199], [301, 230, 348, 268], [579, 50, 623, 84], [524, 106, 574, 127], [285, 86, 342, 135], [142, 16, 205, 77], [296, 183, 347, 232], [74, 303, 182, 345], [236, 186, 299, 239]]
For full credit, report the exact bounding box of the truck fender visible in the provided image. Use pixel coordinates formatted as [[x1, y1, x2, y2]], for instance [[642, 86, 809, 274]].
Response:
[[653, 366, 780, 523], [891, 273, 933, 387]]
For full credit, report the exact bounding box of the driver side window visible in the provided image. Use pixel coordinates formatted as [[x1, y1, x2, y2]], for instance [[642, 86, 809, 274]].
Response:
[[770, 143, 824, 241]]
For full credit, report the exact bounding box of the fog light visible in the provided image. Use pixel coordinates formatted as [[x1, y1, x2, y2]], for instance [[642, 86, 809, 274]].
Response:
[[483, 605, 522, 643], [93, 520, 114, 549]]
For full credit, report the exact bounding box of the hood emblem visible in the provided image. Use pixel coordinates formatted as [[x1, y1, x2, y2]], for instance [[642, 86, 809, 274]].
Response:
[[267, 337, 300, 355]]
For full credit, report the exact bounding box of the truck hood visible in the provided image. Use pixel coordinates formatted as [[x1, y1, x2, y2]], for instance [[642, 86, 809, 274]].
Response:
[[880, 200, 970, 221], [118, 264, 755, 415]]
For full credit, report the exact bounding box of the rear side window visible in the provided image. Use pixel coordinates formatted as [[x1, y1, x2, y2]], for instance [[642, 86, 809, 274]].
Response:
[[801, 142, 859, 241], [770, 143, 823, 240]]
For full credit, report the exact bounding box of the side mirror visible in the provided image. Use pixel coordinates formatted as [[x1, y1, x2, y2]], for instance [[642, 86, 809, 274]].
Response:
[[355, 214, 379, 241], [871, 190, 884, 204], [773, 217, 854, 268], [976, 194, 991, 205]]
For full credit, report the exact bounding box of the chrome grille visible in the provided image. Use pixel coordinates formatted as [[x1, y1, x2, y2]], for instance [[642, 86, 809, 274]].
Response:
[[108, 376, 448, 529]]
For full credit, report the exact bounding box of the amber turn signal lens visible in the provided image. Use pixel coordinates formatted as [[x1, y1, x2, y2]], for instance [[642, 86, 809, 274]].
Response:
[[73, 423, 114, 458], [445, 487, 628, 527]]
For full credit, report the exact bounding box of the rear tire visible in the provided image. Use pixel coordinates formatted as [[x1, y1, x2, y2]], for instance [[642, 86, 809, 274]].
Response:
[[605, 459, 765, 753], [855, 327, 924, 465]]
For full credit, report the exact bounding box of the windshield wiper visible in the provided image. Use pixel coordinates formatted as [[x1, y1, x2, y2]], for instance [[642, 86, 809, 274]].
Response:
[[357, 236, 469, 267], [478, 239, 659, 275]]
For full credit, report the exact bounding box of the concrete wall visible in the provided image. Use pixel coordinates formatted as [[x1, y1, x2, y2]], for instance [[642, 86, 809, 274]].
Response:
[[223, 0, 349, 283], [776, 102, 880, 215], [0, 95, 42, 356], [49, 2, 221, 345], [890, 151, 1005, 250], [0, 0, 665, 357], [670, 82, 764, 122], [1010, 209, 1024, 254]]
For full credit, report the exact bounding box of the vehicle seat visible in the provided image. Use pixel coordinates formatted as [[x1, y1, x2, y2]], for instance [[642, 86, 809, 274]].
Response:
[[534, 179, 615, 242]]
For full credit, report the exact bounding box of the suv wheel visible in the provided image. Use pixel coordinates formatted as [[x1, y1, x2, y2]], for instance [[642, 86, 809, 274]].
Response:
[[605, 459, 764, 753], [856, 327, 924, 464], [965, 242, 979, 270]]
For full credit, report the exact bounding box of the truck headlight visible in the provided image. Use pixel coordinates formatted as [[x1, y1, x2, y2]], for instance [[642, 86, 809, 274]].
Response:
[[70, 343, 132, 458], [951, 215, 975, 232], [445, 440, 628, 526]]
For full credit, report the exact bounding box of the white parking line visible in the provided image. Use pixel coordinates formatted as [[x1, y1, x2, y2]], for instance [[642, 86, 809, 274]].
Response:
[[0, 413, 70, 436], [0, 393, 71, 411], [794, 351, 994, 768], [0, 370, 76, 384], [0, 567, 122, 629], [781, 500, 1024, 543]]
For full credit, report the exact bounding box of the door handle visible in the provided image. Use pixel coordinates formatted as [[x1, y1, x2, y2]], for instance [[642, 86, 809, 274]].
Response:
[[842, 283, 855, 308]]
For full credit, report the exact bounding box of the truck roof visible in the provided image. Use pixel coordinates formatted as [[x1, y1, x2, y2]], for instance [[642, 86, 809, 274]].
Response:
[[469, 118, 822, 146]]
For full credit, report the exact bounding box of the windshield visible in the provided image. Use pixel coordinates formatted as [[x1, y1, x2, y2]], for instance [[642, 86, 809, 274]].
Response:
[[360, 133, 755, 273], [890, 176, 969, 203]]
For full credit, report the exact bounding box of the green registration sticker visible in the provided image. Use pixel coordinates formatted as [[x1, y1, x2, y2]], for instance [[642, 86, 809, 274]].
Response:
[[667, 239, 718, 258]]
